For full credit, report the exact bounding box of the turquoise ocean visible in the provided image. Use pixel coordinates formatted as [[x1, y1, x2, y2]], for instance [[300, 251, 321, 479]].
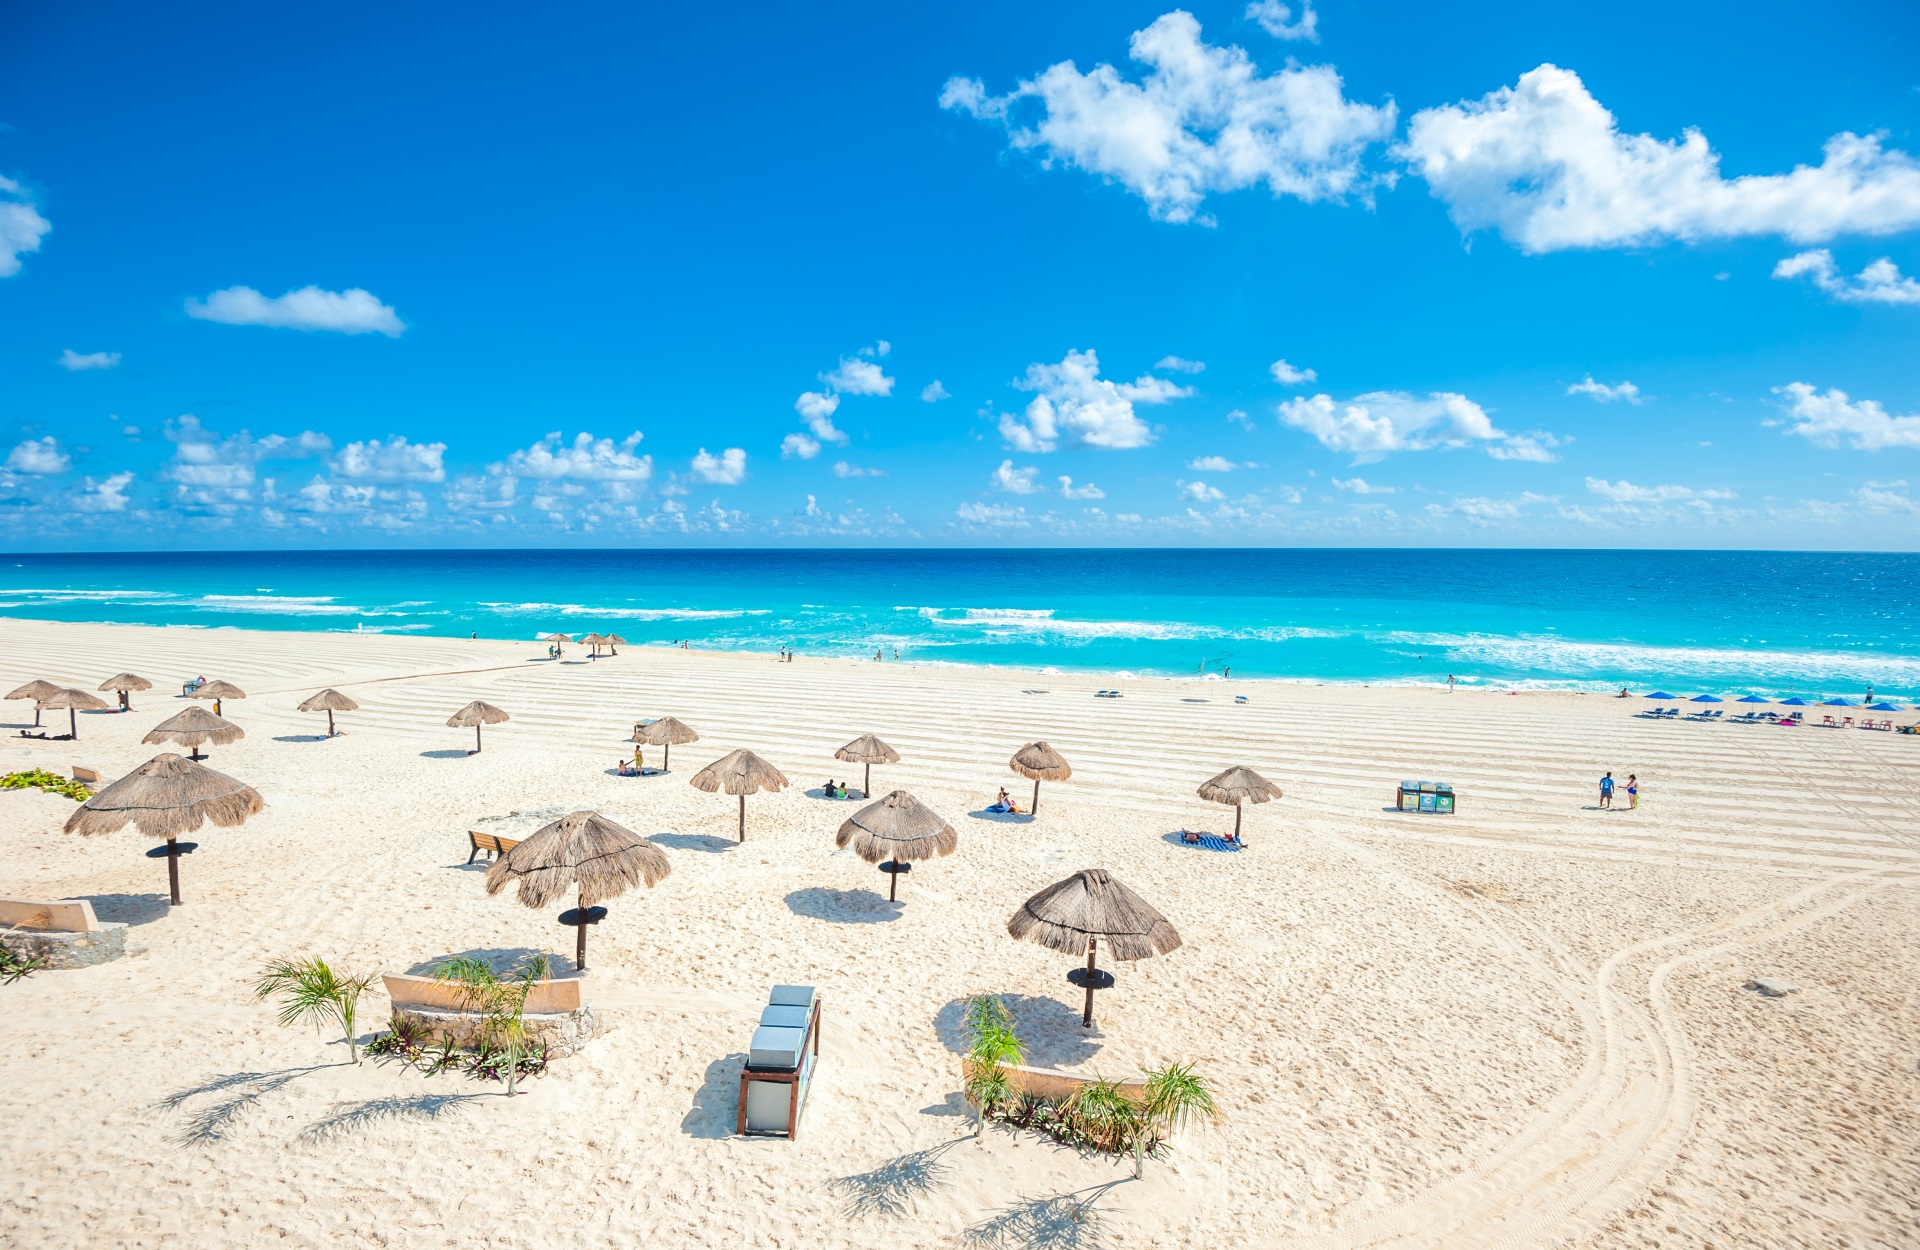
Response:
[[1, 549, 1916, 697]]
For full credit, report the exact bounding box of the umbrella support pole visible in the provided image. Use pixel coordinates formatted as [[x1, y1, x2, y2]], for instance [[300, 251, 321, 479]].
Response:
[[327, 709, 335, 736], [864, 763, 871, 796], [165, 838, 182, 906], [69, 708, 78, 740], [576, 893, 590, 972], [475, 725, 482, 753], [1032, 779, 1040, 815], [663, 744, 670, 771], [1235, 804, 1243, 842], [738, 794, 746, 842], [1082, 940, 1097, 1027]]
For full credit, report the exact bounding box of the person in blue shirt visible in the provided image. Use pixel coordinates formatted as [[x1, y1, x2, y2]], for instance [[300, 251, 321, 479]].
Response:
[[1599, 772, 1615, 809]]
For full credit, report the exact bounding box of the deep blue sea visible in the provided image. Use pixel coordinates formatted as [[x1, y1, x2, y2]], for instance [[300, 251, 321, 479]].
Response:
[[2, 549, 1916, 697]]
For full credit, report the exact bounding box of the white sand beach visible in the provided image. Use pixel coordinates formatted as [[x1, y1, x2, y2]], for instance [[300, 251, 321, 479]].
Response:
[[0, 617, 1915, 1249]]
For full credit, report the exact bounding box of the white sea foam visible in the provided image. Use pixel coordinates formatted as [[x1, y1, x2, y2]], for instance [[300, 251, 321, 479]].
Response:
[[196, 595, 359, 615], [1391, 631, 1920, 689], [0, 587, 174, 600]]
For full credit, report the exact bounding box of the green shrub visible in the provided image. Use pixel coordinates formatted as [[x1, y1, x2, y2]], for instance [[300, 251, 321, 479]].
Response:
[[1, 770, 91, 801]]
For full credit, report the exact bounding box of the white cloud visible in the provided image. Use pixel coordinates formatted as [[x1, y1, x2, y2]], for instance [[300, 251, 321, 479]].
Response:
[[1279, 390, 1534, 461], [73, 471, 134, 513], [1226, 408, 1253, 428], [1057, 475, 1105, 499], [942, 11, 1394, 224], [691, 447, 748, 485], [162, 415, 331, 512], [956, 501, 1030, 526], [1773, 249, 1920, 305], [782, 432, 822, 460], [1855, 481, 1919, 513], [58, 349, 120, 371], [1155, 355, 1205, 374], [1186, 455, 1240, 471], [1585, 477, 1734, 503], [821, 354, 895, 397], [444, 474, 517, 514], [5, 436, 70, 475], [1001, 349, 1189, 452], [1775, 382, 1920, 450], [0, 175, 50, 277], [1180, 479, 1226, 501], [793, 391, 848, 444], [331, 435, 447, 483], [1400, 64, 1920, 253], [1245, 0, 1318, 41], [1333, 476, 1394, 493], [1485, 431, 1564, 463], [185, 285, 407, 336], [833, 460, 886, 478], [921, 380, 951, 402], [1567, 375, 1642, 403], [502, 431, 652, 481], [1269, 358, 1316, 385], [992, 459, 1046, 494]]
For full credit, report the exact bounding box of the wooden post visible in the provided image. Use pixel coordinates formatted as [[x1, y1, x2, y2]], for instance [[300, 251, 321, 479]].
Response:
[[474, 724, 483, 753], [664, 742, 671, 770], [327, 708, 336, 736], [864, 762, 871, 796], [1032, 778, 1041, 815], [1234, 803, 1243, 841], [576, 887, 590, 971], [1082, 939, 1097, 1026], [165, 837, 182, 906], [738, 793, 746, 842], [69, 707, 78, 740]]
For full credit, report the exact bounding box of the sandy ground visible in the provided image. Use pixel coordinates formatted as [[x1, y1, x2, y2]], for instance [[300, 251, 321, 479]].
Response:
[[0, 617, 1914, 1250]]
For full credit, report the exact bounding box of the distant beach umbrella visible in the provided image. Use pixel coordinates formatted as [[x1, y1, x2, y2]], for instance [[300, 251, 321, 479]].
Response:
[[689, 748, 788, 842], [1820, 698, 1857, 707], [605, 633, 628, 656], [836, 789, 955, 902], [297, 688, 359, 737], [38, 687, 110, 739], [1778, 697, 1810, 706], [579, 632, 608, 658], [65, 752, 263, 905], [1643, 691, 1677, 701], [835, 733, 901, 797], [1736, 695, 1772, 703], [98, 672, 152, 711], [1008, 868, 1181, 1028], [542, 632, 572, 657], [143, 705, 244, 761], [446, 700, 510, 753], [485, 810, 670, 972], [189, 680, 246, 717], [1009, 741, 1072, 815], [632, 715, 699, 770], [7, 679, 61, 727], [1196, 766, 1284, 843], [1867, 701, 1903, 712], [1690, 694, 1723, 703]]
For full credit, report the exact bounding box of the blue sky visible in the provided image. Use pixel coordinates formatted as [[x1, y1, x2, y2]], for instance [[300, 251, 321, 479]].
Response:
[[2, 0, 1918, 549]]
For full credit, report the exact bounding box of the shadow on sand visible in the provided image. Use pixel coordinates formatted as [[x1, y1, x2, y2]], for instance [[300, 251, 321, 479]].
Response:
[[785, 886, 902, 924], [681, 1053, 747, 1138], [828, 1138, 967, 1218], [931, 994, 1103, 1066]]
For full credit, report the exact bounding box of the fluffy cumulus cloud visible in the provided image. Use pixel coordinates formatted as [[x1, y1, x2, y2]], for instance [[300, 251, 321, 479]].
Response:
[[1245, 0, 1317, 41], [942, 10, 1394, 224], [1186, 455, 1240, 471], [1155, 355, 1205, 374], [1179, 479, 1226, 501], [955, 500, 1030, 526], [833, 461, 886, 478], [1566, 376, 1641, 404], [163, 415, 331, 513], [1333, 476, 1393, 493], [58, 349, 120, 371], [5, 436, 70, 475], [73, 471, 134, 513], [1269, 358, 1317, 385], [1586, 477, 1734, 503], [921, 380, 951, 403], [787, 343, 893, 452], [1775, 382, 1920, 450], [1400, 64, 1920, 253], [793, 391, 847, 445], [185, 285, 407, 336], [0, 175, 51, 277], [331, 435, 447, 483], [1773, 249, 1920, 305], [1000, 349, 1190, 452], [820, 354, 895, 397], [1057, 475, 1105, 499], [502, 431, 652, 481], [690, 447, 748, 485], [1278, 390, 1548, 461], [781, 432, 822, 460], [991, 459, 1046, 494]]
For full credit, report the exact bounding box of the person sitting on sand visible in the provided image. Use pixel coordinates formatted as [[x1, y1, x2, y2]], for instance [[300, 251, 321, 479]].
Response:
[[617, 758, 636, 776], [823, 778, 839, 797], [989, 787, 1022, 814]]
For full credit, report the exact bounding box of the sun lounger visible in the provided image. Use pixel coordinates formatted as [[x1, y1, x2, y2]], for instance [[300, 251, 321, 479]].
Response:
[[71, 765, 102, 784], [467, 831, 521, 863]]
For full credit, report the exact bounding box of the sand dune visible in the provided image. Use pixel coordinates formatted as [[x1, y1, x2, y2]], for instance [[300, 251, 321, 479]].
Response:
[[0, 617, 1914, 1249]]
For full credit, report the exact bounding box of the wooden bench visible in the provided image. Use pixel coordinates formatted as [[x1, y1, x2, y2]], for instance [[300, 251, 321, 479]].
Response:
[[467, 831, 520, 863], [382, 971, 581, 1015], [71, 765, 102, 785], [960, 1058, 1148, 1104], [0, 897, 125, 969], [0, 897, 102, 933]]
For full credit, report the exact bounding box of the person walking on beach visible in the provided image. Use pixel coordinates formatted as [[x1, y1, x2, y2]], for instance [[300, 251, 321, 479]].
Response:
[[1448, 674, 1456, 693], [1599, 771, 1615, 809], [1626, 774, 1639, 809]]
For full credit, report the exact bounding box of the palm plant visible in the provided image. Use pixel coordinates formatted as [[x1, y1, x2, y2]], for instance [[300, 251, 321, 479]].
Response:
[[1065, 1077, 1142, 1155], [430, 953, 550, 1096], [255, 956, 377, 1064], [961, 993, 1025, 1139], [1133, 1062, 1219, 1177]]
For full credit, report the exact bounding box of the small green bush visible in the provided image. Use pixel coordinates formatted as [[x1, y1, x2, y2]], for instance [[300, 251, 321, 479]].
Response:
[[1, 770, 91, 801], [0, 946, 48, 984]]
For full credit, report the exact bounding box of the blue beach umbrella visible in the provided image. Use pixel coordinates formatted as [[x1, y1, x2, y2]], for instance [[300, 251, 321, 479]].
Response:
[[1644, 691, 1677, 700], [1821, 698, 1857, 707], [1867, 701, 1902, 711], [1736, 695, 1771, 703], [1690, 694, 1724, 703], [1778, 697, 1810, 706]]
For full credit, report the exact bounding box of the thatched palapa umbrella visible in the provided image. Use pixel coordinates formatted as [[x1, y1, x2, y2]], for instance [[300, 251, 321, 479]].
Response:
[[298, 688, 359, 736], [542, 632, 572, 657], [65, 752, 263, 905], [1009, 868, 1181, 1027], [98, 672, 152, 711], [579, 632, 608, 658], [144, 705, 244, 761], [605, 633, 628, 656], [1009, 741, 1071, 814], [39, 687, 110, 740], [447, 700, 510, 753], [632, 715, 698, 771], [835, 733, 900, 798], [485, 810, 670, 972], [836, 789, 956, 901], [7, 679, 61, 727], [1197, 766, 1284, 843], [189, 679, 246, 717], [690, 748, 788, 841]]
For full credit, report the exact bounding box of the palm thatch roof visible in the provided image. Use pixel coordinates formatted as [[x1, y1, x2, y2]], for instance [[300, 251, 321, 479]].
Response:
[[578, 632, 608, 645], [689, 748, 788, 796], [1010, 740, 1072, 781], [64, 752, 264, 839], [7, 679, 61, 702], [144, 705, 244, 747], [542, 633, 574, 643], [484, 810, 670, 907], [1197, 766, 1283, 806], [446, 700, 510, 728], [39, 687, 110, 711], [297, 688, 359, 713], [1008, 869, 1182, 962], [189, 680, 246, 701], [633, 715, 699, 746], [836, 790, 956, 863], [98, 673, 152, 693], [605, 634, 629, 645], [836, 733, 901, 766]]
